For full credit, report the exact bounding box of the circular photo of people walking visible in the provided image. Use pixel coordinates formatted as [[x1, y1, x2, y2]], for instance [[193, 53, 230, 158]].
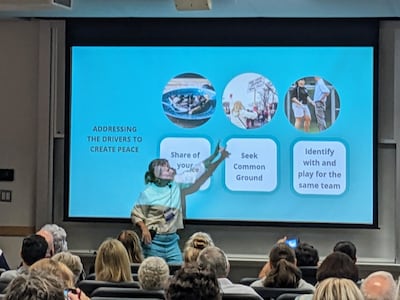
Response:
[[162, 73, 217, 128], [222, 73, 278, 130], [284, 76, 340, 133]]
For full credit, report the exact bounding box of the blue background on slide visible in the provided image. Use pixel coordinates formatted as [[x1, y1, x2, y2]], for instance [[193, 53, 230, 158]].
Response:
[[69, 46, 374, 224]]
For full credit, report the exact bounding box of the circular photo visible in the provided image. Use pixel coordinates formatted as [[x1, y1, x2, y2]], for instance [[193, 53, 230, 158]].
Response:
[[284, 76, 340, 133], [162, 73, 216, 128], [222, 73, 278, 130]]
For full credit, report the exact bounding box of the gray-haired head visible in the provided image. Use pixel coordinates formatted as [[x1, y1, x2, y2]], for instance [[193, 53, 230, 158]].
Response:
[[196, 246, 229, 278], [138, 256, 170, 290], [41, 224, 68, 254], [4, 270, 65, 300]]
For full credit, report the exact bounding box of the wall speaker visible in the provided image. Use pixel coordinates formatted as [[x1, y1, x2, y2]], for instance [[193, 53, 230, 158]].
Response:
[[174, 0, 212, 11]]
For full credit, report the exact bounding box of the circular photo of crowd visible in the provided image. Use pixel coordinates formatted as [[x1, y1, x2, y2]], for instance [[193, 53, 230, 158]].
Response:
[[222, 73, 278, 130], [284, 76, 340, 133], [162, 73, 217, 128]]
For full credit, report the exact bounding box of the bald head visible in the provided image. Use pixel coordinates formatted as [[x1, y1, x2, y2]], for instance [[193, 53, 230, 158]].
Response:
[[360, 271, 397, 300], [36, 229, 54, 257]]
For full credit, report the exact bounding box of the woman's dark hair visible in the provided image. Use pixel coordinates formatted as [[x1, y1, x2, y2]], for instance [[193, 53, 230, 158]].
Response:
[[166, 263, 221, 300], [263, 243, 301, 288], [316, 251, 359, 283], [294, 78, 306, 86], [295, 242, 319, 266], [145, 158, 169, 184]]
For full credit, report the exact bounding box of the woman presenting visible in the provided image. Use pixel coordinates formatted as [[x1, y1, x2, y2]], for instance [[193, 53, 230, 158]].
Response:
[[131, 144, 229, 263]]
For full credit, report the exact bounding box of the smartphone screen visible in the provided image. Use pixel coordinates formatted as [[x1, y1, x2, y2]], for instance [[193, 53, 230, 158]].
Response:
[[285, 237, 299, 248]]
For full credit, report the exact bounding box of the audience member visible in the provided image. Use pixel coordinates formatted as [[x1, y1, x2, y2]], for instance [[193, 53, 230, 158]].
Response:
[[41, 223, 68, 254], [165, 263, 221, 300], [197, 246, 262, 297], [333, 240, 357, 263], [316, 251, 359, 283], [258, 236, 288, 278], [52, 251, 84, 284], [30, 258, 75, 289], [251, 243, 315, 290], [0, 248, 10, 270], [138, 256, 170, 290], [0, 234, 48, 281], [95, 238, 132, 282], [117, 229, 144, 263], [3, 270, 65, 300], [360, 271, 398, 300], [183, 231, 214, 263], [312, 277, 364, 300], [295, 242, 319, 267], [36, 229, 55, 257]]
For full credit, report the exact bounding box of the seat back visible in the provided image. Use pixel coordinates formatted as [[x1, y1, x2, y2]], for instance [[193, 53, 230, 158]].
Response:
[[91, 287, 165, 299], [298, 266, 318, 286], [239, 277, 259, 286], [222, 293, 263, 300], [276, 293, 312, 300], [253, 287, 314, 300], [130, 263, 141, 274], [92, 298, 162, 300], [85, 273, 96, 280], [84, 273, 138, 282], [77, 280, 140, 296]]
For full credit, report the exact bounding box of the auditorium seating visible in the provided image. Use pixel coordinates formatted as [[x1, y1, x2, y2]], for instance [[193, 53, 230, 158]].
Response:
[[239, 277, 259, 286], [277, 293, 311, 300], [92, 298, 162, 300], [90, 287, 165, 299], [253, 287, 314, 300], [85, 273, 138, 281], [130, 263, 141, 274], [85, 273, 96, 280], [77, 280, 140, 297], [221, 293, 264, 300]]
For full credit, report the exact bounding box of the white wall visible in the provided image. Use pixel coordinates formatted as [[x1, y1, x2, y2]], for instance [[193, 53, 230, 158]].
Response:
[[0, 19, 400, 273]]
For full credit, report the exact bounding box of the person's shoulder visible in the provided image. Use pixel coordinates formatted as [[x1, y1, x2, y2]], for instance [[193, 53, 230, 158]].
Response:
[[233, 283, 259, 294], [250, 278, 264, 287], [0, 269, 18, 281], [296, 294, 313, 300], [298, 278, 315, 291], [221, 280, 259, 295]]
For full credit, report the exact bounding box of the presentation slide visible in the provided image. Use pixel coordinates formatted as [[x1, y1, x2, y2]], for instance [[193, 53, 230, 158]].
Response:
[[68, 46, 375, 226]]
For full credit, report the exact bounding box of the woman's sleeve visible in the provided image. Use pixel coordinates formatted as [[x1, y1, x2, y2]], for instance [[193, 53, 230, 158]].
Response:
[[130, 193, 148, 224]]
